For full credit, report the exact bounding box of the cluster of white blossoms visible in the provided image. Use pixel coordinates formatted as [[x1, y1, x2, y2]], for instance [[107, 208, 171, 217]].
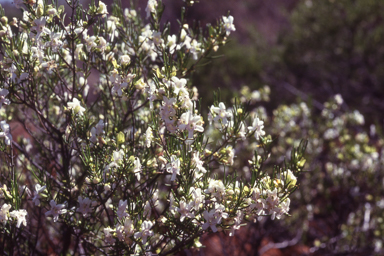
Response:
[[0, 0, 305, 255], [0, 203, 27, 228]]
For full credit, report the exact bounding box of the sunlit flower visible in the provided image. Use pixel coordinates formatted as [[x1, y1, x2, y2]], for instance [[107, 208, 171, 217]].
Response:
[[67, 98, 86, 116], [222, 15, 236, 36], [178, 111, 204, 139], [10, 209, 28, 228], [248, 116, 265, 140], [0, 204, 11, 225], [0, 121, 12, 146]]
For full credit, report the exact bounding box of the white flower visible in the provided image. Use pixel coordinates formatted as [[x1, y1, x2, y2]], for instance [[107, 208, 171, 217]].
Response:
[[107, 17, 118, 41], [190, 39, 201, 60], [249, 188, 265, 215], [213, 203, 228, 224], [31, 184, 46, 206], [134, 220, 154, 244], [147, 80, 157, 109], [67, 98, 86, 116], [77, 196, 92, 217], [264, 189, 280, 220], [9, 209, 27, 228], [117, 199, 129, 219], [104, 227, 115, 244], [180, 35, 192, 49], [167, 35, 177, 54], [276, 198, 290, 219], [222, 15, 236, 36], [124, 8, 137, 20], [248, 116, 265, 140], [152, 31, 164, 46], [334, 94, 343, 105], [0, 204, 12, 225], [202, 209, 219, 232], [47, 7, 57, 16], [227, 146, 235, 166], [84, 35, 97, 52], [120, 55, 131, 65], [146, 0, 158, 18], [145, 127, 153, 148], [98, 36, 108, 52], [104, 149, 124, 176], [166, 155, 181, 181], [132, 157, 142, 181], [229, 210, 243, 236], [189, 187, 204, 211], [231, 121, 246, 140], [45, 200, 67, 222], [0, 89, 10, 109], [31, 17, 51, 38], [178, 111, 204, 139], [160, 96, 177, 123], [112, 82, 128, 97], [0, 121, 12, 146], [180, 94, 193, 111], [204, 179, 226, 200], [113, 149, 124, 164], [176, 200, 195, 222], [116, 217, 135, 242], [210, 102, 232, 126], [171, 76, 188, 95], [97, 1, 109, 16], [191, 151, 207, 174]]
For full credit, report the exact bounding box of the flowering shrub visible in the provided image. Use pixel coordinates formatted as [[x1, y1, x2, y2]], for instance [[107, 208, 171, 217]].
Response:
[[0, 0, 306, 255]]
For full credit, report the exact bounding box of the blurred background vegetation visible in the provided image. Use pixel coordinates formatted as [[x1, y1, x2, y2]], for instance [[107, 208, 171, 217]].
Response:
[[188, 0, 384, 255], [1, 0, 383, 255]]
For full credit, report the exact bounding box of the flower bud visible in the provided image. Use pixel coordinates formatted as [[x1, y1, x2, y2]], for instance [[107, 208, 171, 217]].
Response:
[[128, 155, 135, 163], [1, 17, 8, 25], [37, 4, 44, 17], [283, 169, 297, 190], [73, 105, 81, 115], [135, 78, 146, 90], [120, 55, 131, 65], [48, 8, 57, 16], [10, 18, 18, 27], [116, 131, 125, 145]]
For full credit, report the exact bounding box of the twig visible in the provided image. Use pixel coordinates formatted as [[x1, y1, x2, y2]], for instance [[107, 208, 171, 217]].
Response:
[[258, 230, 302, 255]]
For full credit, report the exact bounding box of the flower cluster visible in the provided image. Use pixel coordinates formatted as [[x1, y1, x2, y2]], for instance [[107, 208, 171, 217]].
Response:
[[0, 1, 304, 255]]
